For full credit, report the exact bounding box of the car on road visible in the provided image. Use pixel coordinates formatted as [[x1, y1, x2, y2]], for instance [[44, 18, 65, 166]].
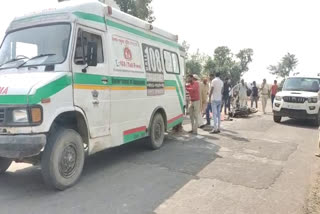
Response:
[[273, 74, 320, 125]]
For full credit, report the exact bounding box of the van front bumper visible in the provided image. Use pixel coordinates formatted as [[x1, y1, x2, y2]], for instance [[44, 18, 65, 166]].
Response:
[[0, 134, 46, 159]]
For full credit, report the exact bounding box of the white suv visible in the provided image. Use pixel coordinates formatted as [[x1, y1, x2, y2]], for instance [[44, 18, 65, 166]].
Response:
[[273, 76, 320, 126]]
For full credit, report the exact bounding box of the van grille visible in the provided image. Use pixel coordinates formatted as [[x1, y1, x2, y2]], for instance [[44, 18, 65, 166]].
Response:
[[283, 96, 306, 103], [0, 108, 5, 124]]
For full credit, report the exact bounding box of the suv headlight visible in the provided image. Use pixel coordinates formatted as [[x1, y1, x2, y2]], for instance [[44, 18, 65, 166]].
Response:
[[308, 97, 318, 103], [7, 106, 43, 126], [275, 96, 282, 101]]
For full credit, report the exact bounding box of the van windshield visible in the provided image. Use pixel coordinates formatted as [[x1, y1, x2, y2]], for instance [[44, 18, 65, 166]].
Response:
[[283, 77, 320, 92], [0, 24, 71, 69]]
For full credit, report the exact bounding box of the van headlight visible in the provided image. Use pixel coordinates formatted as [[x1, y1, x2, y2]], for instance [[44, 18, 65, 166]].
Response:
[[308, 97, 318, 103], [12, 109, 28, 123], [275, 96, 282, 101], [7, 106, 43, 125]]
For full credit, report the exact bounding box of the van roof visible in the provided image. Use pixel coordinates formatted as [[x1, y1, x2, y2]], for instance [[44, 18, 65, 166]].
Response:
[[8, 0, 181, 48]]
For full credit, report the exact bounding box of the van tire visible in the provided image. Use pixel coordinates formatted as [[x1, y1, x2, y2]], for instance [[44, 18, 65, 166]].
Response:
[[147, 113, 165, 150], [273, 115, 281, 123], [0, 158, 12, 174], [41, 128, 85, 190]]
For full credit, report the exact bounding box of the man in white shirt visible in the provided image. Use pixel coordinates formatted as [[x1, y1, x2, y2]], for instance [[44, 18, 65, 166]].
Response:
[[209, 72, 224, 134]]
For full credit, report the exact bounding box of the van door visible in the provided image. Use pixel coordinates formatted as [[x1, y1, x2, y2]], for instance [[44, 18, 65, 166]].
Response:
[[72, 26, 110, 138]]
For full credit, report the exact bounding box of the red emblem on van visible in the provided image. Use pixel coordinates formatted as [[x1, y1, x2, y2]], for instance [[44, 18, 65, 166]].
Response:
[[0, 87, 8, 95], [124, 47, 132, 61]]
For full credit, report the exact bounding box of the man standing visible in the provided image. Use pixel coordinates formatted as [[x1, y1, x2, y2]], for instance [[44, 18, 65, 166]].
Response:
[[238, 79, 248, 108], [251, 81, 259, 108], [193, 74, 205, 128], [186, 74, 201, 134], [201, 78, 210, 115], [271, 80, 278, 107], [205, 74, 214, 125], [260, 79, 270, 114], [221, 78, 231, 115], [209, 72, 224, 134]]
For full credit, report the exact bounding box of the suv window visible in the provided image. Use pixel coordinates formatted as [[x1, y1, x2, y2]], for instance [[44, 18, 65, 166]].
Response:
[[74, 30, 104, 65]]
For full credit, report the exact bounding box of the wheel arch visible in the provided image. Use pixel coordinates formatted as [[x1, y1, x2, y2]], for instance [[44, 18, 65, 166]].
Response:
[[148, 106, 167, 134], [48, 109, 89, 149]]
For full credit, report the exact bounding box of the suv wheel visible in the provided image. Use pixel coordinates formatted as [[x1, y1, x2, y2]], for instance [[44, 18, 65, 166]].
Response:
[[314, 112, 320, 127], [0, 157, 12, 174], [273, 115, 282, 123]]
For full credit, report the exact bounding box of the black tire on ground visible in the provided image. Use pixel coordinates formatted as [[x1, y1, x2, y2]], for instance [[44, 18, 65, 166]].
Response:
[[41, 128, 85, 190], [313, 112, 320, 127], [147, 113, 165, 150], [0, 157, 12, 174], [273, 115, 282, 123]]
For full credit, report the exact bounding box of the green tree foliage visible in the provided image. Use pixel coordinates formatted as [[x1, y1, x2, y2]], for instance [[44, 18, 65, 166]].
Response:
[[236, 48, 253, 74], [182, 42, 253, 84], [268, 53, 298, 78], [185, 50, 203, 75], [114, 0, 155, 23]]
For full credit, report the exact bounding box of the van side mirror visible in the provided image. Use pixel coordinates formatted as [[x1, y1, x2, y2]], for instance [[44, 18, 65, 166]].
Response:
[[87, 41, 98, 67]]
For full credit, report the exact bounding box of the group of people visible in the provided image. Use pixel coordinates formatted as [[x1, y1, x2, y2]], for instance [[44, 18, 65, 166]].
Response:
[[186, 74, 279, 135]]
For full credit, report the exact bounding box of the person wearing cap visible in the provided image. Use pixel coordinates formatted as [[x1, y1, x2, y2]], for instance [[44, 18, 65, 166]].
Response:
[[186, 74, 201, 134]]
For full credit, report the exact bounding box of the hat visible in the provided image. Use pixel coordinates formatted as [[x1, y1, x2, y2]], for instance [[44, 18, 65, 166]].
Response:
[[193, 74, 200, 80]]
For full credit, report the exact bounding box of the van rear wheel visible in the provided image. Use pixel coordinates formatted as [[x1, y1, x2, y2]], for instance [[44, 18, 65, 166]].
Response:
[[41, 128, 85, 190], [147, 113, 165, 150], [0, 157, 12, 174]]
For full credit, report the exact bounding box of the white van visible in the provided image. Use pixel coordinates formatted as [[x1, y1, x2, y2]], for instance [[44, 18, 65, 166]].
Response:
[[0, 1, 185, 190], [273, 74, 320, 125]]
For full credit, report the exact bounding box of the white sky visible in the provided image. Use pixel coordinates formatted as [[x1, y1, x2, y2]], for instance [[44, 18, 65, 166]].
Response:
[[0, 0, 319, 84], [152, 0, 320, 83]]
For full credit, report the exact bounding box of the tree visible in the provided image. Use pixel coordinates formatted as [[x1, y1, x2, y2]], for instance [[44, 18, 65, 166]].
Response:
[[114, 0, 155, 23], [268, 53, 298, 78], [181, 41, 190, 59], [236, 48, 253, 74], [212, 46, 234, 79], [185, 50, 203, 75], [203, 56, 215, 75]]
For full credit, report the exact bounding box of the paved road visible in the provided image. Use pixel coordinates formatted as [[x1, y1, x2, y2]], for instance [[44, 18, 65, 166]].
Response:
[[0, 111, 319, 214]]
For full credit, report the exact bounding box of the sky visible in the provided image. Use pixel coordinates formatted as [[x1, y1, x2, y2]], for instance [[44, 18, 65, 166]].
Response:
[[0, 0, 319, 84], [152, 0, 320, 83]]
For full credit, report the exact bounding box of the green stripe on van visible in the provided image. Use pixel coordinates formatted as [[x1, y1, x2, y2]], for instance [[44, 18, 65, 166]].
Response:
[[72, 12, 180, 48], [165, 80, 184, 113], [29, 75, 72, 104], [0, 75, 71, 105], [73, 11, 106, 24]]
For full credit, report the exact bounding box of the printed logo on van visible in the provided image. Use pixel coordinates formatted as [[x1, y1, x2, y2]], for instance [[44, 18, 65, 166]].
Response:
[[124, 47, 132, 61], [0, 87, 8, 95]]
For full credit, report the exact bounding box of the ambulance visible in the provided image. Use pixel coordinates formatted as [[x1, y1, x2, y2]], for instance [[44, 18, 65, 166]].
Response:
[[0, 0, 185, 190]]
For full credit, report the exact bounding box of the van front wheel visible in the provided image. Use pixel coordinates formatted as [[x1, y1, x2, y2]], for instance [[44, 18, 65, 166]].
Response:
[[41, 128, 85, 190], [148, 113, 165, 150], [0, 157, 12, 174]]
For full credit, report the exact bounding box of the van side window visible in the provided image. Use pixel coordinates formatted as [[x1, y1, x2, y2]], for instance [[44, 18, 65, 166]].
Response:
[[163, 50, 180, 74], [74, 30, 104, 65]]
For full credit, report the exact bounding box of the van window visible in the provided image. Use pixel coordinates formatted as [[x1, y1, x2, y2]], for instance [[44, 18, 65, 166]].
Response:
[[163, 50, 180, 74], [74, 30, 104, 65]]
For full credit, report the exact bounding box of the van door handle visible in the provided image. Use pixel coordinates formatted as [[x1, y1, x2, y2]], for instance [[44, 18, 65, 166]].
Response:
[[101, 78, 108, 84]]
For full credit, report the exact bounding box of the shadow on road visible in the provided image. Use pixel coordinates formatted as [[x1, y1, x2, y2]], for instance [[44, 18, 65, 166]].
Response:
[[0, 134, 220, 214], [280, 118, 318, 130]]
